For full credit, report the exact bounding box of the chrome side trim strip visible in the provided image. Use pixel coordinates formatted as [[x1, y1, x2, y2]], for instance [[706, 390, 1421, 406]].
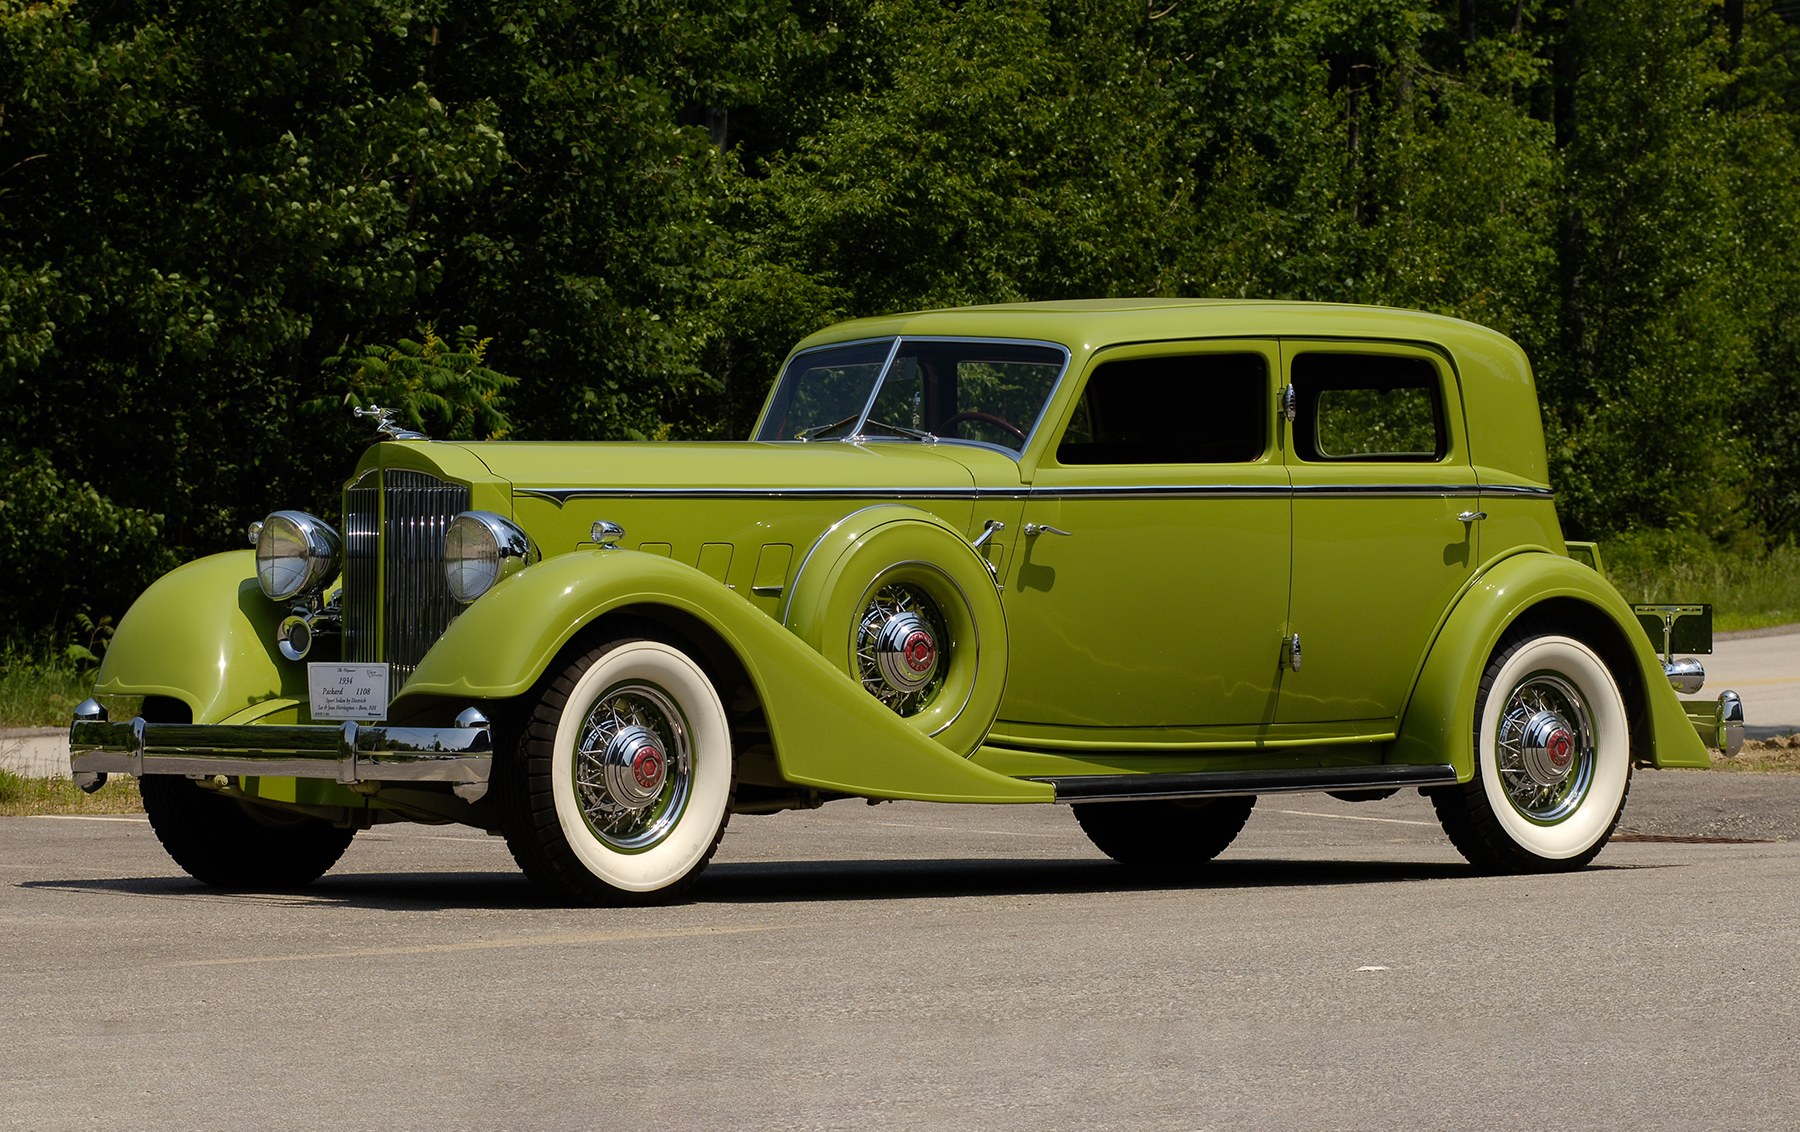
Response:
[[69, 718, 492, 785], [519, 486, 998, 505], [1468, 484, 1558, 498], [519, 484, 1554, 505], [1031, 763, 1459, 803]]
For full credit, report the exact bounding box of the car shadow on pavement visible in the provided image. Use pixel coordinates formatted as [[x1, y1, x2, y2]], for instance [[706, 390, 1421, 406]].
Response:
[[693, 855, 1480, 903], [22, 854, 1666, 910], [19, 872, 545, 910]]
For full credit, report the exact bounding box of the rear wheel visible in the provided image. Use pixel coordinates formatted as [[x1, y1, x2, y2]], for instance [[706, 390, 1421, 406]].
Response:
[[1073, 796, 1256, 871], [140, 775, 356, 889], [1432, 631, 1632, 872], [499, 638, 734, 905]]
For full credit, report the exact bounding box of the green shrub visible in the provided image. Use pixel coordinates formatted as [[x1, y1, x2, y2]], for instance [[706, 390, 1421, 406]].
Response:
[[1602, 531, 1800, 632]]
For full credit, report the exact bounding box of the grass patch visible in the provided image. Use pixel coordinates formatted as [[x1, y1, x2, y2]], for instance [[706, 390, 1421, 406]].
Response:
[[0, 769, 143, 816], [1, 634, 97, 728], [1602, 532, 1800, 632]]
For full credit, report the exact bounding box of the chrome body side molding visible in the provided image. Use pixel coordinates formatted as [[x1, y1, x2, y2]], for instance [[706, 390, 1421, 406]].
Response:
[[1032, 763, 1459, 803]]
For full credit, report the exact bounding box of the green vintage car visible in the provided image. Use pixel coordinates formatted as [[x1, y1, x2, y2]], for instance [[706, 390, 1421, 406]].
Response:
[[70, 300, 1745, 902]]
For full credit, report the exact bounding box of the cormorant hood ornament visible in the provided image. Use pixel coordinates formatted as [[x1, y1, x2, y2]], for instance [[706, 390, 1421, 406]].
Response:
[[353, 404, 428, 442]]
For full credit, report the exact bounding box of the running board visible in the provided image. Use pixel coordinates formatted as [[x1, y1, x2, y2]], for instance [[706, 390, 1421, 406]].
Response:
[[1030, 764, 1460, 804]]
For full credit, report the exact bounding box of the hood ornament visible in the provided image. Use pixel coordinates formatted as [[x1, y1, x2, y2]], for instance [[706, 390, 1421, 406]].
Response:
[[353, 404, 428, 441]]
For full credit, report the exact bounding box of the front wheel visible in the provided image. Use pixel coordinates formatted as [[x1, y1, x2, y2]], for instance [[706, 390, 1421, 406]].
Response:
[[1073, 796, 1256, 872], [499, 637, 734, 905], [1431, 631, 1632, 872], [140, 775, 356, 889]]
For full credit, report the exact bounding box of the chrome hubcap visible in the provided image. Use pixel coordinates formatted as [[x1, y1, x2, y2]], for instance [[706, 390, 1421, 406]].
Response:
[[1519, 711, 1577, 787], [857, 583, 946, 716], [1495, 673, 1594, 823], [573, 683, 690, 850], [601, 723, 667, 807], [874, 610, 939, 692]]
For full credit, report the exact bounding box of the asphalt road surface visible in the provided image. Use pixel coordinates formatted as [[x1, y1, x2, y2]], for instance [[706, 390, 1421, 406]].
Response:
[[5, 773, 1798, 1131]]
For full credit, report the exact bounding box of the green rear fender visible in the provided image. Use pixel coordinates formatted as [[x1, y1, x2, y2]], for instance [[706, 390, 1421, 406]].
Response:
[[1390, 551, 1708, 777], [93, 551, 299, 723], [403, 550, 1050, 804]]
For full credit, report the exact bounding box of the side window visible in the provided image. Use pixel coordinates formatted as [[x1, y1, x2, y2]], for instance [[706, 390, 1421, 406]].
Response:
[[1056, 353, 1268, 465], [1291, 353, 1445, 462]]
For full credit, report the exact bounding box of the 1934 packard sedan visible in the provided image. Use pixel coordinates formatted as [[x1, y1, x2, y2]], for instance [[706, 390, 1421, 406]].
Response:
[[70, 300, 1746, 903]]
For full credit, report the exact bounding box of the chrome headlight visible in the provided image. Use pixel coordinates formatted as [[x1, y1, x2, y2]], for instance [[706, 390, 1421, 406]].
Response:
[[445, 511, 537, 604], [255, 511, 342, 601]]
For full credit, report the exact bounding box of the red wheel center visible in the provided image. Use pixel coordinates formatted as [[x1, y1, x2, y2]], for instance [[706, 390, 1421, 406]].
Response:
[[1546, 729, 1574, 769], [902, 629, 935, 674], [631, 747, 664, 790]]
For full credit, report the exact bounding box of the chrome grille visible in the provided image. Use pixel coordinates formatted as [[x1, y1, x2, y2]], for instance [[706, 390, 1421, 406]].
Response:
[[341, 468, 470, 688]]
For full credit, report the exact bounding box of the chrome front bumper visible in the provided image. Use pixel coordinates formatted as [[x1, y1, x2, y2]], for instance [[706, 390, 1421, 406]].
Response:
[[67, 701, 492, 795]]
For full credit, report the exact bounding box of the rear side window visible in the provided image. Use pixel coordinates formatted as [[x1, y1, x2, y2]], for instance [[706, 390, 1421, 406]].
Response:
[[1291, 353, 1445, 462], [1057, 353, 1268, 465]]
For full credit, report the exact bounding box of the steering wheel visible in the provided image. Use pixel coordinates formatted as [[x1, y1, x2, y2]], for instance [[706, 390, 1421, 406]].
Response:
[[940, 411, 1026, 444]]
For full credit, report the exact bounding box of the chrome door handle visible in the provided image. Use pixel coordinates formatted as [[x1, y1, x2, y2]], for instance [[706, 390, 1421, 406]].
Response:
[[1457, 510, 1487, 523], [1023, 524, 1072, 537]]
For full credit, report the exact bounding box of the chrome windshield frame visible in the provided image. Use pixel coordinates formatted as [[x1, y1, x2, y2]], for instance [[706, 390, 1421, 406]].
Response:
[[757, 335, 1073, 459]]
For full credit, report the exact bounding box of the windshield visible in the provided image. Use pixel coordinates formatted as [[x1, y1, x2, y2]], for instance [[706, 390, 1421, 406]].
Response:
[[755, 338, 1069, 454]]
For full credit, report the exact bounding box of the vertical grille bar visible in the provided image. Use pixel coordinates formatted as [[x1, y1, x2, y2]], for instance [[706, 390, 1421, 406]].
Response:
[[342, 472, 380, 664], [340, 468, 469, 691]]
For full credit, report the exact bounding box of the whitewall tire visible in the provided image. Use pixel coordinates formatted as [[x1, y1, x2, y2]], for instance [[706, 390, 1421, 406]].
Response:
[[1433, 631, 1632, 872], [501, 638, 734, 904]]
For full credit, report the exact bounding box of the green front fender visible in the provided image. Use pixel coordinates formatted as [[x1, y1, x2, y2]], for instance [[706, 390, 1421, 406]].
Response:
[[403, 550, 1051, 804], [93, 551, 301, 724], [1389, 551, 1709, 778]]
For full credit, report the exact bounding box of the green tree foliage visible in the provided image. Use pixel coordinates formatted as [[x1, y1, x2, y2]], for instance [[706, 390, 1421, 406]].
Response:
[[309, 323, 516, 443], [3, 0, 1798, 639]]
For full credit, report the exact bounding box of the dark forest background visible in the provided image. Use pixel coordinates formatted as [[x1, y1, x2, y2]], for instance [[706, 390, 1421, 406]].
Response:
[[5, 0, 1800, 636]]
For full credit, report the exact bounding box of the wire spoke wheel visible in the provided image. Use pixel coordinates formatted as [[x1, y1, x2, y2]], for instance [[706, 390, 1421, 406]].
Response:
[[855, 582, 948, 717], [572, 682, 692, 851], [1493, 673, 1595, 824]]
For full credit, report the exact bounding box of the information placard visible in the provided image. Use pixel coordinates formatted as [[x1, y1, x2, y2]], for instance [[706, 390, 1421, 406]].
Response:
[[307, 663, 391, 721]]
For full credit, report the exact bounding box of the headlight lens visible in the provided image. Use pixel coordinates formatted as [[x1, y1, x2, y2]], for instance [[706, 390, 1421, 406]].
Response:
[[255, 511, 342, 601], [445, 511, 536, 604]]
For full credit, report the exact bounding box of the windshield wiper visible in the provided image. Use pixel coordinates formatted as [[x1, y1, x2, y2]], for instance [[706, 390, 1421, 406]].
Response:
[[861, 419, 937, 442], [795, 413, 862, 441]]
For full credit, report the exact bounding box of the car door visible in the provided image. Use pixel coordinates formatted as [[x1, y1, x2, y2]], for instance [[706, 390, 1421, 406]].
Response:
[[1277, 340, 1480, 727], [999, 341, 1291, 731]]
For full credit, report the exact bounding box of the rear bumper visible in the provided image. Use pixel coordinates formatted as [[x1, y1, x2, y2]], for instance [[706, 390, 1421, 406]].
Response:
[[68, 704, 492, 792], [1682, 690, 1745, 758]]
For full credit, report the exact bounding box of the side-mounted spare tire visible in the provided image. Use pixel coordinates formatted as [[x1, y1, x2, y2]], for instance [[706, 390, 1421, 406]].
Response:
[[783, 506, 1008, 757]]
